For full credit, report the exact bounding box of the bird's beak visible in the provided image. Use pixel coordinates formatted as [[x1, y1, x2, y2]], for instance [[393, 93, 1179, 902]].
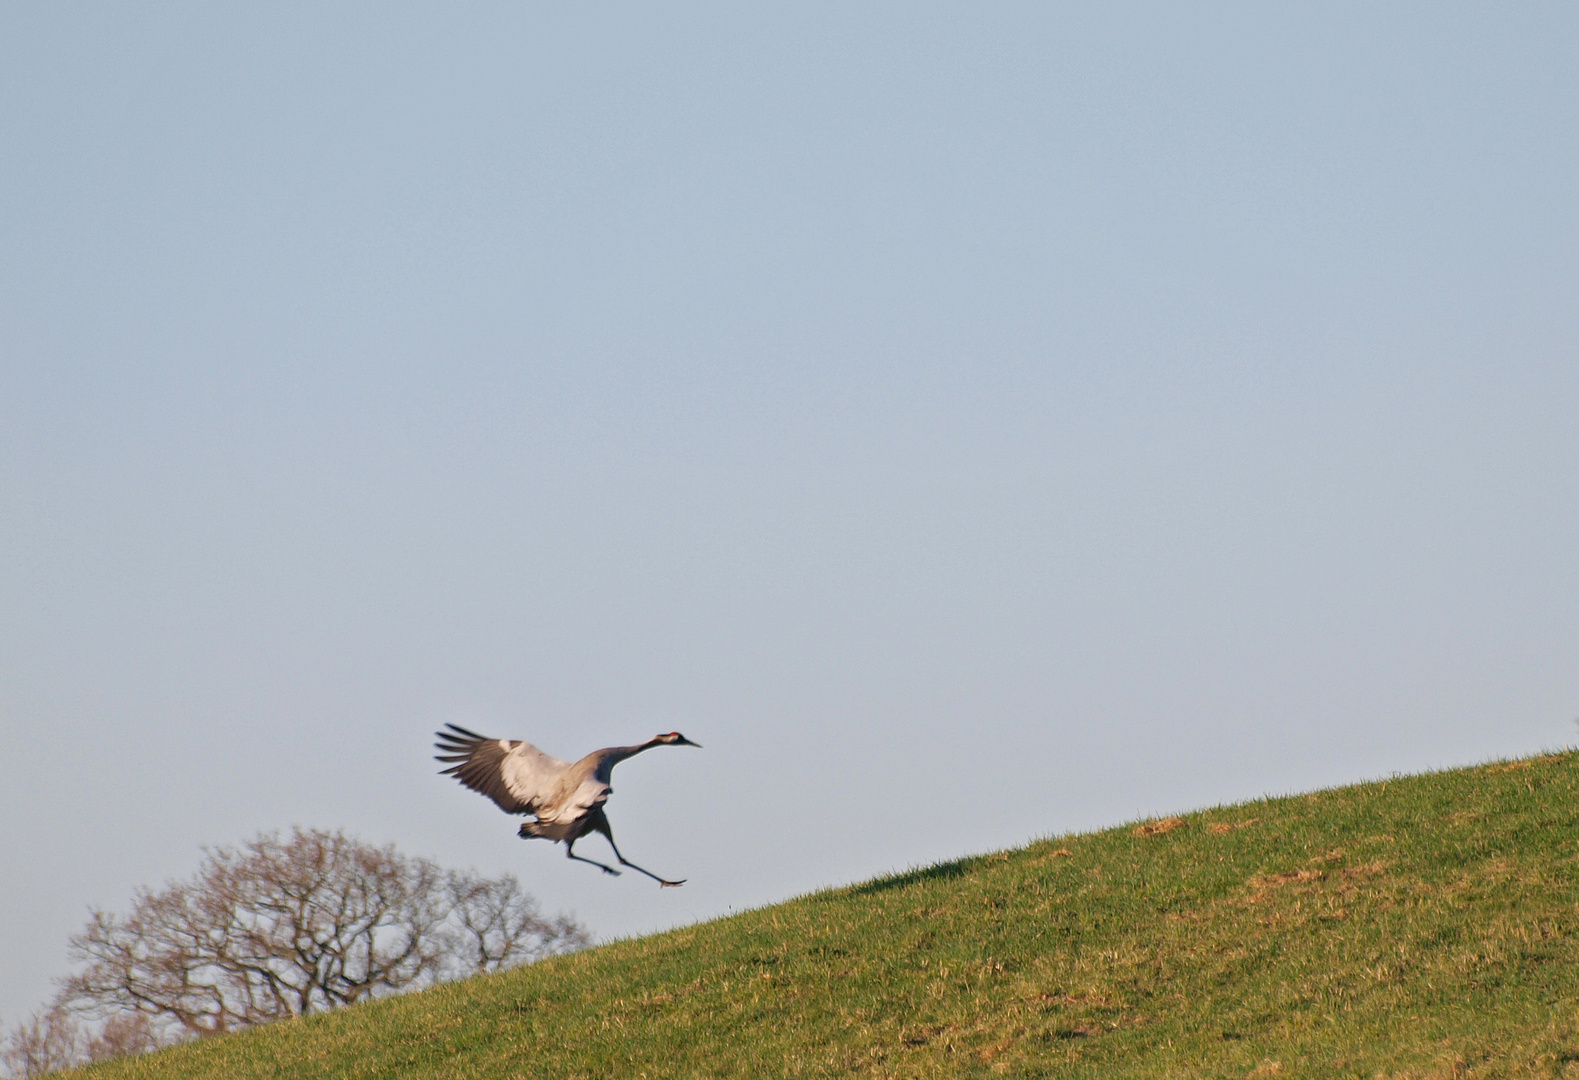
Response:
[[680, 737, 702, 748]]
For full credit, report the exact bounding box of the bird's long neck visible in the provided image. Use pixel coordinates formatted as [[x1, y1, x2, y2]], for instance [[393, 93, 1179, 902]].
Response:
[[586, 738, 668, 783], [606, 737, 666, 765]]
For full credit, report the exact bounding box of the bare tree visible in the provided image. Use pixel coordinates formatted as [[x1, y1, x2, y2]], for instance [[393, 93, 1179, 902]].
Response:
[[48, 828, 586, 1050], [438, 870, 588, 979], [0, 1007, 80, 1079], [1, 1006, 165, 1078], [82, 1014, 159, 1063]]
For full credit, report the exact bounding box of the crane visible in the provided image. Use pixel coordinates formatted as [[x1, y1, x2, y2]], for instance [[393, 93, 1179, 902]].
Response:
[[434, 723, 701, 887]]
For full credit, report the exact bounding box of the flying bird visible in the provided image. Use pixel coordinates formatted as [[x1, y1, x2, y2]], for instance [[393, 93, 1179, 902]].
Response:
[[434, 723, 701, 887]]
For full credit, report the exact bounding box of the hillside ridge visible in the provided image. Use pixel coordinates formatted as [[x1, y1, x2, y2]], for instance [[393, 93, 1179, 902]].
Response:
[[72, 750, 1579, 1079]]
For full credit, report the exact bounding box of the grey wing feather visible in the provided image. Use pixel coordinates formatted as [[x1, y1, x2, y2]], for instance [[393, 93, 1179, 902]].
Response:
[[434, 724, 570, 816]]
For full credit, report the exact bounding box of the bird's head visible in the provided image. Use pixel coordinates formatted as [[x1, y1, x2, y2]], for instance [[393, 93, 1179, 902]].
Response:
[[655, 731, 702, 748]]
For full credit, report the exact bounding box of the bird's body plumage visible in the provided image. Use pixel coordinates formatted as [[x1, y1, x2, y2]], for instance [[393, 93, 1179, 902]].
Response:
[[434, 724, 699, 886]]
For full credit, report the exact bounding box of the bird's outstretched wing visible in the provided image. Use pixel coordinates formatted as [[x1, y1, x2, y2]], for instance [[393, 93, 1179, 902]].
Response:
[[434, 724, 570, 816]]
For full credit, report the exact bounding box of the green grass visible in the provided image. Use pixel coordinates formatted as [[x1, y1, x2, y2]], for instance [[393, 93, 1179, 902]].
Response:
[[71, 751, 1579, 1079]]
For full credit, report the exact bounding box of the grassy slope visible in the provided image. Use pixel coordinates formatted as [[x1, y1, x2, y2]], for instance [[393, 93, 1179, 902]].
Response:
[[74, 751, 1579, 1080]]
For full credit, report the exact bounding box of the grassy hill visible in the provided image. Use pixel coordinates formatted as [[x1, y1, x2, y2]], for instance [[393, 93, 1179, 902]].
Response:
[[70, 751, 1579, 1079]]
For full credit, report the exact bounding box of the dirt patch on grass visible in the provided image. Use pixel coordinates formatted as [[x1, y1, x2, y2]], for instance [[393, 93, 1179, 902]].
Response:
[[1134, 817, 1187, 838], [1209, 817, 1259, 834]]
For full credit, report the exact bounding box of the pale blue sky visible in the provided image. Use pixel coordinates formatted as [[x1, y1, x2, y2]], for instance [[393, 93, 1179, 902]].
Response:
[[3, 3, 1577, 1024]]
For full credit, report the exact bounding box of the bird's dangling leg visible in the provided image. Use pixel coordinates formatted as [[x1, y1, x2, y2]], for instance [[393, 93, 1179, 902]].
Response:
[[614, 851, 685, 888], [565, 838, 621, 876], [592, 815, 685, 887]]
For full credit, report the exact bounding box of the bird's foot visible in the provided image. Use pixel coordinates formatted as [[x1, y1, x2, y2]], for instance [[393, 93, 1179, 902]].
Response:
[[659, 879, 685, 888]]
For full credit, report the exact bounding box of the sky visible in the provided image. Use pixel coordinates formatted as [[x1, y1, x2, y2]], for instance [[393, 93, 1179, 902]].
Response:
[[2, 2, 1577, 1026]]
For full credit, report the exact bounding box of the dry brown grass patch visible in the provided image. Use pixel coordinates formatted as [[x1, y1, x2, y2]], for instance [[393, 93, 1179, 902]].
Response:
[[1244, 868, 1325, 902], [1031, 990, 1116, 1010], [1341, 859, 1391, 880], [1485, 754, 1566, 774], [1209, 817, 1259, 834]]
